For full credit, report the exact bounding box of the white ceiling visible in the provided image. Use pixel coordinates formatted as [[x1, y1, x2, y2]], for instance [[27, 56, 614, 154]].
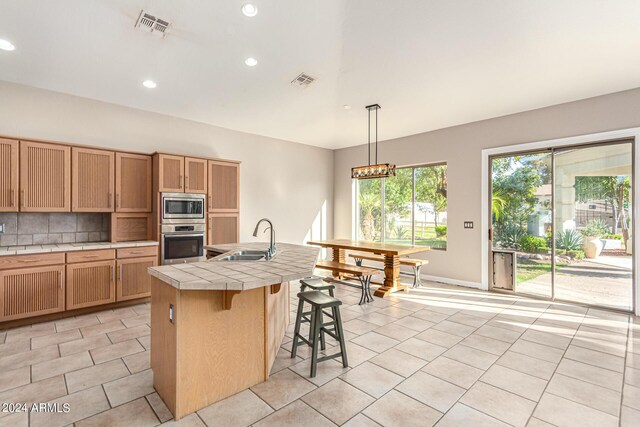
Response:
[[1, 0, 640, 149]]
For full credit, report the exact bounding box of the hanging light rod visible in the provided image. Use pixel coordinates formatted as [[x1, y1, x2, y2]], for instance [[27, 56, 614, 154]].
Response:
[[351, 104, 396, 179]]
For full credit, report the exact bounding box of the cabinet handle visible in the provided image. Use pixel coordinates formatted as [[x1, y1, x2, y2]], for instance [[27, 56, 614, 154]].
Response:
[[129, 250, 144, 254], [180, 175, 183, 188], [119, 265, 122, 282], [185, 176, 188, 188], [208, 195, 212, 210], [82, 255, 99, 258], [111, 265, 115, 283], [18, 259, 38, 263], [116, 193, 120, 209], [108, 192, 112, 208], [10, 189, 14, 205], [20, 189, 24, 208]]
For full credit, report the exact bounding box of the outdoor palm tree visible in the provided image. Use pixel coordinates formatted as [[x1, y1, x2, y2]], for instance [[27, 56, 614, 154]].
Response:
[[359, 192, 379, 241]]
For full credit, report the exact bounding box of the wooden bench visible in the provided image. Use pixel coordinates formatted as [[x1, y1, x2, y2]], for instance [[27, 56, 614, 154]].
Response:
[[349, 253, 428, 288], [315, 260, 378, 304]]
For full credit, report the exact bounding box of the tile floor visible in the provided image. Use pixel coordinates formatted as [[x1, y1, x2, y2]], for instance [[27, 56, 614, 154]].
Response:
[[0, 279, 639, 426]]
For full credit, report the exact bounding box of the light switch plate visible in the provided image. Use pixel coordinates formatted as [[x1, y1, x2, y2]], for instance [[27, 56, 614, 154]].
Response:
[[464, 221, 474, 229], [0, 224, 4, 234]]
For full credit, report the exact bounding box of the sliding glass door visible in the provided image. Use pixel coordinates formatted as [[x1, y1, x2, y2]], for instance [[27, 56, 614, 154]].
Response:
[[490, 140, 634, 312], [491, 152, 553, 298], [553, 143, 633, 310]]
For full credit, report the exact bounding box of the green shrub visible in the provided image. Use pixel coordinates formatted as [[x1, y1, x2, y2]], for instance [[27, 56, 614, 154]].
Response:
[[538, 246, 551, 254], [435, 226, 447, 238], [603, 233, 623, 240], [566, 250, 585, 259], [556, 229, 582, 251], [519, 235, 547, 253], [579, 219, 609, 238], [500, 223, 526, 249]]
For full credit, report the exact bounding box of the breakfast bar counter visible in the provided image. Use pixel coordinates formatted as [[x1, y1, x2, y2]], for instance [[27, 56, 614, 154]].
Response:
[[147, 242, 319, 420]]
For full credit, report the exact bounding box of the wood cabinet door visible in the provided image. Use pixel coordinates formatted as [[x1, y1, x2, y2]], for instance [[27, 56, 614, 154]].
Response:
[[207, 213, 239, 244], [66, 260, 116, 310], [72, 147, 115, 212], [158, 154, 185, 193], [208, 160, 239, 212], [117, 256, 157, 301], [20, 141, 71, 212], [0, 265, 65, 322], [115, 153, 152, 212], [185, 157, 207, 194], [0, 138, 18, 212]]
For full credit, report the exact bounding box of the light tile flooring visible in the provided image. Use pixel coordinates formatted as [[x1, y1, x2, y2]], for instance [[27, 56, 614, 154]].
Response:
[[0, 280, 639, 426]]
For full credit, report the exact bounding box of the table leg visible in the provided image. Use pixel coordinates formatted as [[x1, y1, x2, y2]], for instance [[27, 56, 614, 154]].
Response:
[[331, 248, 345, 278], [374, 254, 406, 297]]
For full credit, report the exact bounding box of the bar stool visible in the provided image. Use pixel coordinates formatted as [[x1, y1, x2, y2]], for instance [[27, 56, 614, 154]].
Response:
[[298, 277, 336, 348], [300, 276, 335, 296], [291, 290, 348, 378]]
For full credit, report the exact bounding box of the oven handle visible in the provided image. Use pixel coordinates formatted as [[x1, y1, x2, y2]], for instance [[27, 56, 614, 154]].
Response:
[[162, 233, 205, 238]]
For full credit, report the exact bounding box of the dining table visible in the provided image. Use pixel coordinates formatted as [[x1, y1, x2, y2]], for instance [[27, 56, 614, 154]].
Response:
[[307, 239, 430, 297]]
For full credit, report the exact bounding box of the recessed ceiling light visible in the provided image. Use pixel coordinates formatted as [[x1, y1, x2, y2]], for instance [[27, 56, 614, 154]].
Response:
[[0, 39, 15, 51], [142, 80, 157, 89], [245, 57, 258, 67], [242, 3, 258, 17], [343, 105, 351, 110]]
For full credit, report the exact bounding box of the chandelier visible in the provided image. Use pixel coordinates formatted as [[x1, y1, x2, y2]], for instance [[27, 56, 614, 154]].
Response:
[[351, 104, 396, 179]]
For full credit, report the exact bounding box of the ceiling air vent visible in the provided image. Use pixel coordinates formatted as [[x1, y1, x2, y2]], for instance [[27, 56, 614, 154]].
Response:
[[135, 10, 171, 37], [291, 73, 316, 87]]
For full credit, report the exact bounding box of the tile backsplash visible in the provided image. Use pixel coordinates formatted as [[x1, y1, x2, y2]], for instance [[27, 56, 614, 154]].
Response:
[[0, 213, 109, 246]]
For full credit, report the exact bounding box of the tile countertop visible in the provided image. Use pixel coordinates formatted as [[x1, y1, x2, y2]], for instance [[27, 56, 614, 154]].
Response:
[[147, 242, 320, 291], [0, 240, 159, 256]]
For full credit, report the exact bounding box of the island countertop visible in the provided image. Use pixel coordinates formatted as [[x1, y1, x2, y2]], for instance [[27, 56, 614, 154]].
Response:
[[147, 242, 319, 290]]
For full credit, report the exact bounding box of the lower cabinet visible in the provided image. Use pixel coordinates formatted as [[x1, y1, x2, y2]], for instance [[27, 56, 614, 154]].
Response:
[[117, 256, 157, 301], [0, 265, 65, 322], [66, 260, 116, 310]]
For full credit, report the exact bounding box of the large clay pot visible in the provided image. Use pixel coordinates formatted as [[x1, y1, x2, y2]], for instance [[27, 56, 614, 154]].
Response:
[[582, 236, 603, 259]]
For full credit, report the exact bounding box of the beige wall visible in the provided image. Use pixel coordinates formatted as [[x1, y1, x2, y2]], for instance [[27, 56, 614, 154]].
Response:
[[334, 88, 640, 286], [0, 81, 334, 245]]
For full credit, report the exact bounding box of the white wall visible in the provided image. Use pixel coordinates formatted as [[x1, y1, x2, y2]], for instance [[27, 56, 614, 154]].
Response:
[[0, 81, 334, 245], [334, 87, 640, 288]]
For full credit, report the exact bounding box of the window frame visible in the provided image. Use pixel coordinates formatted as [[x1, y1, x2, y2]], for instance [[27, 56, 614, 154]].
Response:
[[356, 162, 447, 250]]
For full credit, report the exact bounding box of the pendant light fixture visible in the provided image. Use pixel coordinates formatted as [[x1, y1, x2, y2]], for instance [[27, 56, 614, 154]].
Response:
[[351, 104, 396, 179]]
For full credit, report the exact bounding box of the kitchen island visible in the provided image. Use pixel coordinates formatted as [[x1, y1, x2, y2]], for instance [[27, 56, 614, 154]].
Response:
[[147, 242, 319, 420]]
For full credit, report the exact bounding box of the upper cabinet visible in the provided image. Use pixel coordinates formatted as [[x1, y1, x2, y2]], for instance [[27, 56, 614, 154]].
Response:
[[115, 153, 152, 212], [155, 154, 208, 194], [157, 154, 185, 192], [208, 160, 239, 212], [20, 141, 71, 212], [0, 138, 18, 212], [72, 147, 115, 212], [185, 157, 208, 194]]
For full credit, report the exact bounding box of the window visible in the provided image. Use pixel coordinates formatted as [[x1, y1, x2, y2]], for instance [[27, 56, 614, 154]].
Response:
[[356, 164, 447, 249]]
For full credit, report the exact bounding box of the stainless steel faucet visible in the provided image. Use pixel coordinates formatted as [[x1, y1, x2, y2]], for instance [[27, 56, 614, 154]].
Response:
[[253, 218, 276, 259]]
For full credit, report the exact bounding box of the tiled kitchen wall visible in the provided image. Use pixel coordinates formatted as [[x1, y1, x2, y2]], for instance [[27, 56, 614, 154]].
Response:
[[0, 213, 109, 246]]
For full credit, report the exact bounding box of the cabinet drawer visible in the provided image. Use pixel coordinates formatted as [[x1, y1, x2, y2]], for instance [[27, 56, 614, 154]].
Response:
[[66, 249, 115, 264], [117, 246, 157, 259], [0, 253, 66, 270]]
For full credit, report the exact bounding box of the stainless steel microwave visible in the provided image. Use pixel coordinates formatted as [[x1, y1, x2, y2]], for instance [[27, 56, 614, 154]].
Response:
[[161, 193, 206, 224]]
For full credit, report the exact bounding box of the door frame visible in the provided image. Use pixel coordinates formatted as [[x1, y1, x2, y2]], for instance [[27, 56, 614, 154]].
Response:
[[481, 128, 640, 315]]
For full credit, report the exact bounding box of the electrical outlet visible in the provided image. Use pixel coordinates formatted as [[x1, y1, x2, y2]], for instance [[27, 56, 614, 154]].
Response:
[[464, 221, 474, 229], [169, 304, 174, 323], [0, 224, 4, 234]]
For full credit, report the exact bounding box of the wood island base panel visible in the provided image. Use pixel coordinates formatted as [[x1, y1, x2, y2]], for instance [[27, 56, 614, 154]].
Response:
[[150, 278, 290, 420], [147, 242, 319, 420]]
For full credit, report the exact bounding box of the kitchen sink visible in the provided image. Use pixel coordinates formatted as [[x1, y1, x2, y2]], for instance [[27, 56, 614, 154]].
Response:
[[215, 250, 270, 261]]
